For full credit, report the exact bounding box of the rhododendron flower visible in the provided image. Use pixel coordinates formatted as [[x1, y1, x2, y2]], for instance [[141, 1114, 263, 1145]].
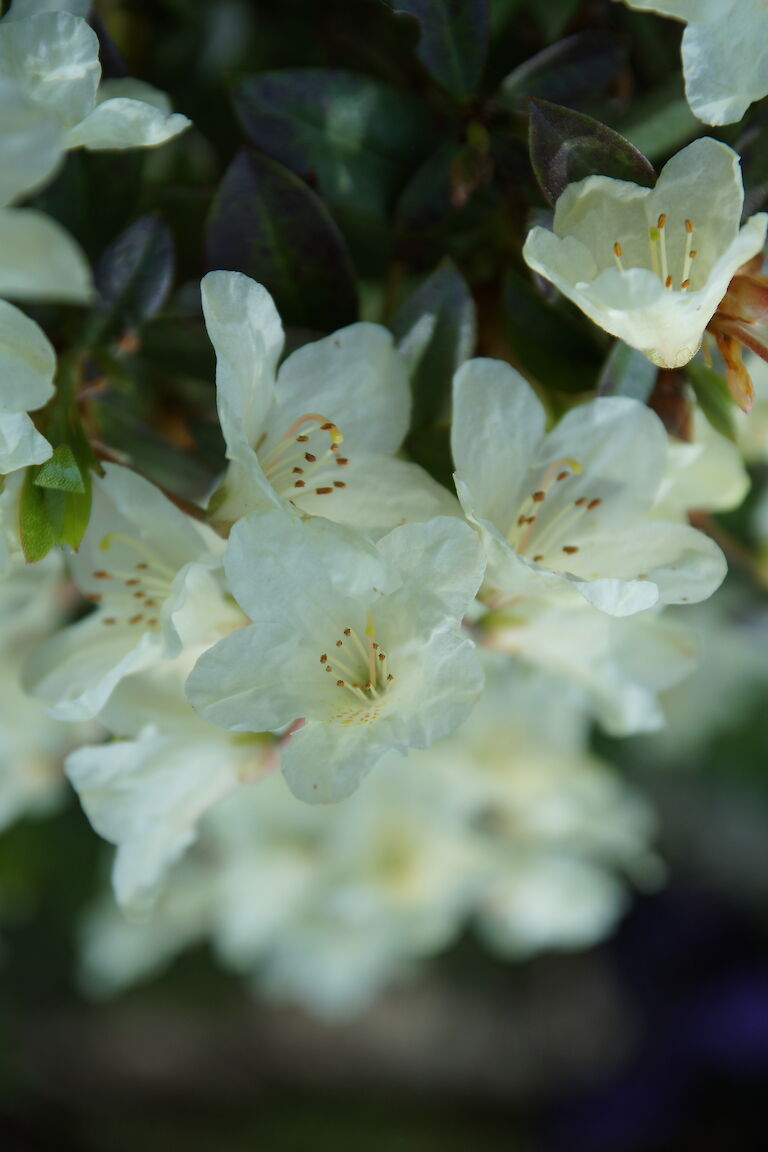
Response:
[[616, 0, 768, 125], [186, 509, 485, 803], [0, 8, 190, 154], [27, 465, 243, 721], [523, 138, 767, 370], [201, 271, 455, 536], [452, 358, 726, 616]]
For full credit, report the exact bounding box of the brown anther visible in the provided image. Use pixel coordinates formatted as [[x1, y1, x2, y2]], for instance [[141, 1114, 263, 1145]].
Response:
[[321, 422, 335, 431], [557, 471, 569, 481], [320, 653, 327, 663], [86, 593, 102, 602], [613, 242, 623, 257], [386, 674, 394, 681], [517, 514, 526, 527], [372, 642, 379, 650], [333, 481, 346, 489], [525, 515, 536, 525], [336, 680, 345, 688], [681, 279, 690, 289], [316, 486, 333, 495], [125, 578, 140, 586], [92, 570, 110, 579], [344, 628, 351, 636], [128, 614, 144, 625], [144, 599, 158, 607], [147, 618, 159, 626], [136, 562, 148, 570], [685, 219, 693, 234], [532, 490, 546, 502], [335, 457, 349, 466], [325, 665, 332, 672], [657, 213, 667, 229], [562, 545, 579, 554], [133, 591, 145, 599], [574, 497, 586, 506], [363, 682, 372, 691], [304, 452, 317, 463], [102, 617, 117, 625], [292, 467, 304, 474], [587, 498, 602, 510], [336, 639, 343, 647], [296, 434, 309, 442], [690, 250, 698, 259], [665, 275, 673, 288], [378, 652, 386, 661], [533, 554, 544, 563], [294, 480, 306, 488]]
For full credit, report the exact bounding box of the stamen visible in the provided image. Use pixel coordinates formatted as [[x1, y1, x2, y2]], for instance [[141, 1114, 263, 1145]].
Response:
[[613, 241, 624, 272], [681, 218, 695, 291]]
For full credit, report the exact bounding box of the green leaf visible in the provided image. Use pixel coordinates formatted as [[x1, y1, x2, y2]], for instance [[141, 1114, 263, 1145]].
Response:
[[206, 149, 358, 331], [93, 214, 175, 335], [686, 360, 738, 442], [20, 469, 56, 563], [234, 70, 434, 221], [499, 33, 624, 111], [502, 268, 604, 392], [389, 258, 476, 428], [387, 0, 489, 100], [529, 98, 656, 207], [597, 341, 657, 402], [33, 444, 86, 494]]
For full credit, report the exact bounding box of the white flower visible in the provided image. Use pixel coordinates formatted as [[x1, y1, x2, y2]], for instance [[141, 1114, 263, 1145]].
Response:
[[653, 406, 749, 520], [66, 660, 273, 912], [616, 0, 768, 125], [201, 271, 455, 536], [27, 464, 243, 721], [523, 138, 767, 369], [0, 9, 190, 154], [481, 596, 698, 736], [0, 297, 57, 475], [452, 357, 726, 617], [186, 509, 485, 803]]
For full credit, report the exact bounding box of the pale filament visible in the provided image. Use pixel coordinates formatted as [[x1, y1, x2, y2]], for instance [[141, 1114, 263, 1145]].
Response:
[[319, 614, 393, 704], [613, 215, 697, 291], [259, 413, 347, 498]]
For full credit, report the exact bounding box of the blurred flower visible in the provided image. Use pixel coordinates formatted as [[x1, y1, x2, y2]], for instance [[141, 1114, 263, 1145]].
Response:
[[654, 406, 750, 519], [615, 0, 768, 125], [707, 254, 768, 411], [187, 509, 485, 803], [452, 357, 726, 616], [0, 8, 190, 154], [0, 298, 56, 475], [201, 271, 455, 536], [523, 139, 766, 370]]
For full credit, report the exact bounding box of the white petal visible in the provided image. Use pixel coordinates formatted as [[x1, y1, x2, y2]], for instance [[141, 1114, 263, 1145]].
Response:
[[0, 11, 99, 130], [0, 78, 63, 204], [269, 323, 410, 455], [185, 620, 310, 733], [0, 411, 51, 474], [681, 8, 768, 125], [0, 207, 92, 302], [64, 97, 190, 150], [6, 0, 91, 17], [290, 452, 459, 538], [376, 515, 486, 619], [452, 358, 545, 531], [0, 298, 56, 413], [201, 271, 284, 463], [280, 719, 392, 804]]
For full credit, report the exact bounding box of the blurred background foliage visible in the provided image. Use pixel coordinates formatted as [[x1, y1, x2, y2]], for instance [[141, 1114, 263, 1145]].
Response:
[[3, 0, 768, 1149]]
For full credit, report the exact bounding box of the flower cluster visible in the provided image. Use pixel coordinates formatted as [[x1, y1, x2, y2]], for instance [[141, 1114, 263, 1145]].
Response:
[[2, 0, 767, 1020]]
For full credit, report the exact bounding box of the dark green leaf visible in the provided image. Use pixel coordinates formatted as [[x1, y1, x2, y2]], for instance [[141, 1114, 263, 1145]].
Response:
[[19, 470, 56, 563], [93, 214, 174, 334], [206, 149, 358, 331], [597, 341, 657, 402], [233, 70, 434, 223], [387, 0, 489, 100], [33, 444, 86, 494], [503, 268, 604, 392], [686, 360, 738, 442], [390, 258, 475, 428], [498, 33, 624, 111], [529, 98, 656, 207]]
